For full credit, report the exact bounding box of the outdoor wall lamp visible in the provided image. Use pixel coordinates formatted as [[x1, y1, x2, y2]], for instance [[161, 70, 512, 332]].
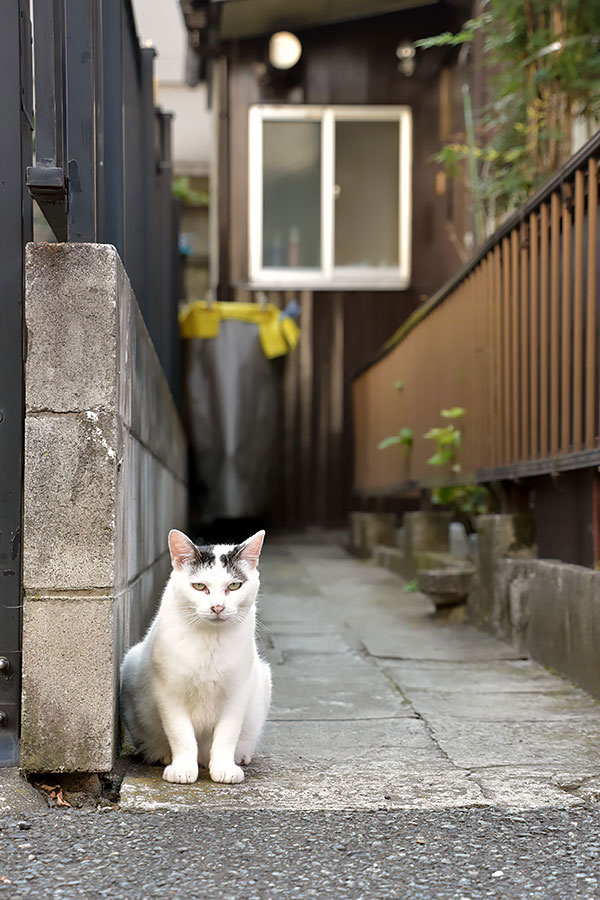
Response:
[[269, 31, 302, 70], [396, 40, 415, 76]]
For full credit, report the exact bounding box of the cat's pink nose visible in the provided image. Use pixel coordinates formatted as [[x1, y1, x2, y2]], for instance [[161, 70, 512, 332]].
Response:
[[211, 604, 225, 616]]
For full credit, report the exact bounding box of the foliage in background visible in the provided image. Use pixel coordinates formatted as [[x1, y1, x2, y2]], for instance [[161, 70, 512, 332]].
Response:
[[172, 176, 210, 207], [416, 0, 600, 236], [424, 406, 466, 471], [424, 407, 489, 531]]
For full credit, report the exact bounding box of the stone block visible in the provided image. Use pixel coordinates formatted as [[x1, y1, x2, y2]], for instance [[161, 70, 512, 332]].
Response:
[[470, 514, 536, 629], [349, 512, 397, 557], [404, 511, 451, 553], [373, 545, 405, 577], [23, 413, 118, 591], [25, 243, 118, 414], [21, 597, 115, 773], [417, 566, 475, 608]]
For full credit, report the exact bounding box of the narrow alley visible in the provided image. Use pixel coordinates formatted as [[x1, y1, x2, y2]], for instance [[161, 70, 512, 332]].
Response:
[[121, 535, 600, 812]]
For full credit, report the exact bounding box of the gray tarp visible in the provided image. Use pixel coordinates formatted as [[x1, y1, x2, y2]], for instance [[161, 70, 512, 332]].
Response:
[[183, 319, 278, 522]]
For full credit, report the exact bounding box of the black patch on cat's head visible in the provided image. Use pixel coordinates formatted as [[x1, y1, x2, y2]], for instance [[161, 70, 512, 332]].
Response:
[[192, 545, 216, 568], [220, 546, 247, 582]]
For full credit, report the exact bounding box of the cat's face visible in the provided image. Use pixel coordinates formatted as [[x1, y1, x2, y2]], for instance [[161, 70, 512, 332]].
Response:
[[168, 529, 265, 627]]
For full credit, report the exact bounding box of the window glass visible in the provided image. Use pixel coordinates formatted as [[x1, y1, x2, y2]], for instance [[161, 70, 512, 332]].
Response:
[[262, 120, 321, 268], [334, 120, 399, 268]]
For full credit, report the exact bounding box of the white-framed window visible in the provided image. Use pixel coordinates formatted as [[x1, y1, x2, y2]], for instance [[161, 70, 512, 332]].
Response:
[[248, 105, 412, 290]]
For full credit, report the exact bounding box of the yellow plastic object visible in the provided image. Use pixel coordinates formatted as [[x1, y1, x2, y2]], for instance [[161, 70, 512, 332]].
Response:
[[179, 301, 300, 359]]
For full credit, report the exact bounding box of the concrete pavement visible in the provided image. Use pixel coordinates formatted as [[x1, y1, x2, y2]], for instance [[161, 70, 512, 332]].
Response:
[[120, 534, 600, 811]]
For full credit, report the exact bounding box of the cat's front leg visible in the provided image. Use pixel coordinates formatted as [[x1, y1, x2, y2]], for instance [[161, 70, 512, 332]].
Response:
[[156, 693, 199, 784], [209, 694, 249, 784]]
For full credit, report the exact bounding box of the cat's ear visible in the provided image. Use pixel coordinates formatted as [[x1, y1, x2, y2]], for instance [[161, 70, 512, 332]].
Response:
[[168, 529, 197, 569], [237, 530, 265, 569]]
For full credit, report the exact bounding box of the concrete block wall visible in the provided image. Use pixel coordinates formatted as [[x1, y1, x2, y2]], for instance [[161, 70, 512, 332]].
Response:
[[22, 243, 187, 773], [470, 515, 600, 700]]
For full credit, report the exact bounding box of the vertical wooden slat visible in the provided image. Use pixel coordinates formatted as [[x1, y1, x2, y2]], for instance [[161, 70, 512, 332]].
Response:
[[494, 246, 503, 465], [520, 222, 529, 459], [486, 255, 495, 468], [561, 193, 572, 452], [573, 170, 584, 450], [587, 158, 598, 447], [550, 192, 561, 456], [502, 237, 511, 463], [530, 211, 539, 460], [511, 229, 520, 462], [540, 202, 550, 457]]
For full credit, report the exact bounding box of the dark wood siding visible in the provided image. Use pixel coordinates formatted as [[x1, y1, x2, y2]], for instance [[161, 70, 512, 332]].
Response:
[[223, 5, 474, 527]]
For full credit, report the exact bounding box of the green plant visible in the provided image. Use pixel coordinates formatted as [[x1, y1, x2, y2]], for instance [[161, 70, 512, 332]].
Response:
[[172, 176, 210, 207], [403, 579, 419, 593], [378, 427, 414, 453], [424, 407, 466, 472], [424, 408, 489, 531], [416, 0, 600, 237]]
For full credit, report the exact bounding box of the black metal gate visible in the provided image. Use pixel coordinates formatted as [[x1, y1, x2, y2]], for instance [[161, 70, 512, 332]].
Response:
[[0, 0, 180, 766], [0, 0, 33, 767]]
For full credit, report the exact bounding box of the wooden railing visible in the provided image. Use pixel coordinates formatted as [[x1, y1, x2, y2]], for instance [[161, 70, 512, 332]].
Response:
[[353, 131, 600, 496]]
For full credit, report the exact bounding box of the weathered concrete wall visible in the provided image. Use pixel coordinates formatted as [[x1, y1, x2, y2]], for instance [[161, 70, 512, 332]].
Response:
[[21, 243, 187, 773], [469, 515, 600, 699], [349, 512, 397, 557], [468, 514, 537, 634]]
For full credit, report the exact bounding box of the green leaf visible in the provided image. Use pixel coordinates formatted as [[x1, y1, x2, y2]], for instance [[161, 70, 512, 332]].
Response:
[[427, 449, 454, 467], [440, 407, 467, 419], [403, 579, 418, 593], [377, 435, 403, 450]]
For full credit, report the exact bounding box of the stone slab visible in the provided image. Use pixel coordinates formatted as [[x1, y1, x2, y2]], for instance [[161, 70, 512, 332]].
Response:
[[430, 718, 600, 770], [119, 762, 486, 812], [400, 688, 600, 722], [270, 652, 414, 721], [468, 771, 589, 809], [361, 621, 523, 661], [382, 659, 583, 694]]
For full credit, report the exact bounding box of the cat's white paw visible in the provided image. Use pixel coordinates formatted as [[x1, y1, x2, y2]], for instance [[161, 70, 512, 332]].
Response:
[[163, 761, 198, 784], [235, 745, 254, 766], [210, 763, 245, 784]]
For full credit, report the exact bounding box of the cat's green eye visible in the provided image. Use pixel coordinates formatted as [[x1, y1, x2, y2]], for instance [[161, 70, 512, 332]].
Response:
[[228, 582, 242, 591], [192, 582, 207, 592]]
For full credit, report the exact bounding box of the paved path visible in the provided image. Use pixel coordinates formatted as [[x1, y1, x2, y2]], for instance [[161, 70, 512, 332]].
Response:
[[3, 535, 600, 899], [120, 534, 600, 811]]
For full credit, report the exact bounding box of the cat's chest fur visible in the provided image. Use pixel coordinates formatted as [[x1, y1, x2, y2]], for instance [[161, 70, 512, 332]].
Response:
[[152, 619, 251, 721]]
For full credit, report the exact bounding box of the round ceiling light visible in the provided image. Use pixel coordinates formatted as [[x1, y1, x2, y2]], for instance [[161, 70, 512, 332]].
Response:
[[269, 31, 302, 70]]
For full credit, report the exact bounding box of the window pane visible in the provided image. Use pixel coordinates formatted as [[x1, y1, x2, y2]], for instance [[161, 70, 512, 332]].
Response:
[[262, 121, 321, 269], [334, 120, 399, 268]]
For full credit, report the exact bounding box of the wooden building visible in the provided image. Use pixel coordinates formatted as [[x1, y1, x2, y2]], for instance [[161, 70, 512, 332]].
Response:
[[182, 0, 474, 527]]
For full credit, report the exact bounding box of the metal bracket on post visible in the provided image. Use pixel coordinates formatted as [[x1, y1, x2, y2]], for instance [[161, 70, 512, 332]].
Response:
[[27, 0, 69, 241]]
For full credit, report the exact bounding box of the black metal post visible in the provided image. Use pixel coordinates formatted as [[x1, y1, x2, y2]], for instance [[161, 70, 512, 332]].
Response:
[[99, 0, 124, 255], [64, 0, 98, 241], [157, 111, 176, 394], [140, 46, 160, 346], [0, 0, 33, 766], [26, 0, 68, 240]]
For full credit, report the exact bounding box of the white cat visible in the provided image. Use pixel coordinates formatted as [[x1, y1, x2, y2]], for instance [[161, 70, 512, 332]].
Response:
[[120, 529, 271, 785]]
